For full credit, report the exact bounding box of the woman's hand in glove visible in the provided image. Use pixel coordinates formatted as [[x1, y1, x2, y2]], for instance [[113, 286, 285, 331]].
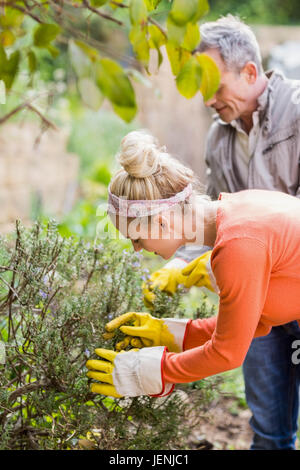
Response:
[[104, 312, 183, 353], [142, 266, 187, 308], [86, 346, 175, 398], [86, 348, 124, 398], [181, 250, 216, 292]]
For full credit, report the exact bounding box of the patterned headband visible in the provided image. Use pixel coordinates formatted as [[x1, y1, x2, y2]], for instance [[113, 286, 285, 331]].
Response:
[[107, 183, 193, 218]]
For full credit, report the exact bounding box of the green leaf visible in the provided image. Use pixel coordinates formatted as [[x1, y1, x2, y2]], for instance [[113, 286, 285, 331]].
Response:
[[109, 0, 124, 9], [33, 23, 61, 48], [4, 50, 20, 90], [166, 42, 190, 76], [130, 0, 148, 25], [148, 24, 166, 68], [169, 0, 209, 26], [0, 7, 24, 28], [112, 103, 137, 123], [166, 16, 187, 46], [195, 52, 221, 102], [97, 58, 137, 122], [27, 50, 37, 74], [182, 22, 200, 52], [193, 0, 209, 23], [169, 0, 199, 26], [78, 77, 104, 111], [74, 40, 99, 62], [129, 25, 150, 67], [90, 0, 109, 5], [148, 24, 166, 48], [69, 40, 93, 78], [96, 58, 137, 121], [0, 47, 20, 90], [47, 44, 60, 58], [0, 30, 16, 47], [96, 58, 136, 107], [144, 0, 162, 11], [176, 55, 202, 98]]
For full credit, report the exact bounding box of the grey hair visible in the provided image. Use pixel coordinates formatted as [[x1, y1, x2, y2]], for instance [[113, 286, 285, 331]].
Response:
[[197, 15, 263, 75]]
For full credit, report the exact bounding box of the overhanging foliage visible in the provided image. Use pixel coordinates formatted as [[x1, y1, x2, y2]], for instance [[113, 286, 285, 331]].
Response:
[[0, 1, 220, 124]]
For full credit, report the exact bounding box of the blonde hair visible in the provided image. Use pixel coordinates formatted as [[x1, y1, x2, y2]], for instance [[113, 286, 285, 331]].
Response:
[[109, 129, 205, 202]]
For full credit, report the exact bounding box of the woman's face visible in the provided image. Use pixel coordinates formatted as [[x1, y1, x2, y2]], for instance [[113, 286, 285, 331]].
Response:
[[115, 212, 186, 260], [131, 233, 183, 260]]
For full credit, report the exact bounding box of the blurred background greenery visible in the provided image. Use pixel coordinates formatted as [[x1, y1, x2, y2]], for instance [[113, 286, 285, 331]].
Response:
[[0, 0, 300, 449], [207, 0, 300, 24]]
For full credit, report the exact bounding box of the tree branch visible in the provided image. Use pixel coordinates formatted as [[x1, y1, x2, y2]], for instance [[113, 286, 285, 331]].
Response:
[[1, 1, 44, 23], [27, 104, 58, 131], [149, 17, 168, 39], [0, 274, 22, 303], [109, 1, 168, 39], [9, 381, 47, 403], [82, 0, 123, 26], [0, 100, 58, 131]]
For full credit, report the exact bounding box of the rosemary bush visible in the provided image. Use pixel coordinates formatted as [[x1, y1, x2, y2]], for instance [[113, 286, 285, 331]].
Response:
[[0, 221, 218, 450]]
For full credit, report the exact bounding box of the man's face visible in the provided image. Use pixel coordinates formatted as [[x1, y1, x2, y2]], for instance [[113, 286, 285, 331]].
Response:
[[203, 48, 256, 123]]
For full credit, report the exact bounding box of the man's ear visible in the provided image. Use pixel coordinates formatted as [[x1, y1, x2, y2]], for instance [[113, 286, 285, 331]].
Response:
[[241, 62, 258, 84]]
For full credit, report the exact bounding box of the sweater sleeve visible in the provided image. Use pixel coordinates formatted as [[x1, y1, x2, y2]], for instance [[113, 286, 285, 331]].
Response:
[[163, 238, 272, 383], [183, 316, 217, 350]]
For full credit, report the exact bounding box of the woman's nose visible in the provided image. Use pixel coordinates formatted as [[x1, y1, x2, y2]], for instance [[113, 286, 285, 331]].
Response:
[[132, 241, 142, 252]]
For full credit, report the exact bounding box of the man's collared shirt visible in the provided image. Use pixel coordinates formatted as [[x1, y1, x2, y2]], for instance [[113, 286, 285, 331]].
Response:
[[205, 70, 300, 199], [224, 83, 269, 188]]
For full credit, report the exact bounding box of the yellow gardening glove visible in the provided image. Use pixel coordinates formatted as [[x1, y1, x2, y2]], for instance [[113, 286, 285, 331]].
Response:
[[86, 348, 125, 398], [181, 250, 215, 292], [87, 345, 173, 398], [143, 251, 215, 307], [104, 311, 181, 353], [142, 267, 186, 308]]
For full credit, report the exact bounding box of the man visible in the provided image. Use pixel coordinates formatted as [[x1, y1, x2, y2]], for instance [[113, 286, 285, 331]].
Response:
[[144, 15, 300, 450]]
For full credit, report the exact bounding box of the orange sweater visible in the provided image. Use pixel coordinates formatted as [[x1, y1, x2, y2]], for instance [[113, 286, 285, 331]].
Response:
[[163, 189, 300, 384]]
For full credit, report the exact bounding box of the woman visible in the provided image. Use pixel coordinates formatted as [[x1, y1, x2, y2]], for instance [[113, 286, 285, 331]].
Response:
[[86, 130, 300, 399]]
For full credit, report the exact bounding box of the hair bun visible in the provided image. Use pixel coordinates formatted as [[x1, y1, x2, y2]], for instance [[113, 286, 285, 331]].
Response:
[[118, 130, 161, 178]]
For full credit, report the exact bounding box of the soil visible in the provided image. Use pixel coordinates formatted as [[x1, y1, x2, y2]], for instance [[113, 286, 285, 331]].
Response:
[[78, 392, 300, 451], [187, 395, 300, 451], [187, 396, 253, 451]]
